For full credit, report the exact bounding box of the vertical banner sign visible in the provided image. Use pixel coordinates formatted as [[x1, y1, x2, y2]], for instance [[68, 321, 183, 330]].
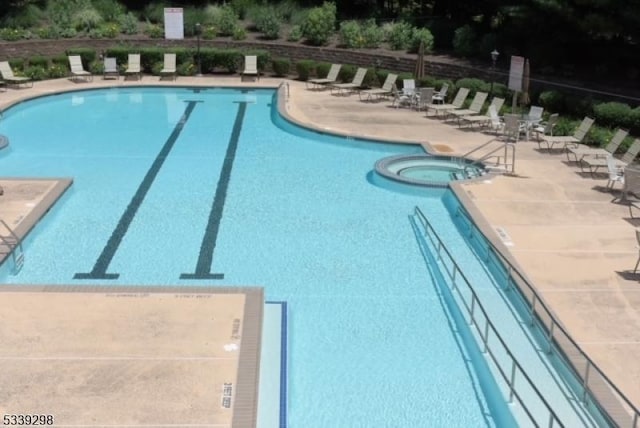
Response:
[[164, 8, 184, 40], [508, 56, 525, 92]]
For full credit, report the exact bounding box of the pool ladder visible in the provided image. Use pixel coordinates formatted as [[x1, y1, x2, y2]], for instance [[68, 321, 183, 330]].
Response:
[[0, 219, 24, 274], [458, 137, 517, 175]]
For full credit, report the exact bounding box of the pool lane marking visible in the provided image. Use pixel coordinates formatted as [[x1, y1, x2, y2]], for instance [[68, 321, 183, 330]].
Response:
[[74, 100, 201, 280], [180, 101, 248, 280]]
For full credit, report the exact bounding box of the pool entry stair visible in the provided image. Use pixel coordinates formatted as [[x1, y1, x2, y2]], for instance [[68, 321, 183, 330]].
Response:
[[459, 137, 517, 175], [0, 219, 24, 274], [411, 205, 638, 427]]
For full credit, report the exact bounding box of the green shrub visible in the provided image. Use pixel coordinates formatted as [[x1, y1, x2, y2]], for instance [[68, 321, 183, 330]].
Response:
[[586, 126, 615, 148], [51, 55, 69, 68], [552, 117, 577, 136], [59, 27, 78, 38], [315, 62, 331, 78], [142, 1, 166, 24], [98, 22, 120, 38], [72, 7, 103, 32], [295, 59, 316, 81], [66, 48, 97, 64], [215, 49, 242, 72], [230, 0, 253, 20], [28, 56, 48, 68], [338, 64, 356, 83], [89, 60, 104, 74], [24, 65, 47, 81], [118, 12, 138, 35], [216, 5, 239, 36], [287, 25, 303, 42], [339, 20, 361, 48], [37, 26, 61, 39], [48, 0, 91, 27], [593, 102, 632, 129], [538, 90, 565, 113], [254, 7, 281, 40], [201, 25, 217, 39], [178, 62, 196, 76], [92, 0, 124, 22], [272, 58, 291, 77], [361, 19, 383, 48], [455, 78, 490, 95], [47, 63, 68, 79], [1, 4, 44, 29], [410, 27, 434, 53], [363, 68, 380, 88], [144, 22, 164, 38], [232, 26, 247, 40], [301, 1, 336, 46], [0, 28, 27, 41], [388, 22, 413, 50], [453, 24, 477, 57]]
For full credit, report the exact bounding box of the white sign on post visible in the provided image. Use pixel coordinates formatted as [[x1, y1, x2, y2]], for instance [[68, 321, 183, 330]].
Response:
[[164, 8, 184, 40], [508, 55, 525, 92]]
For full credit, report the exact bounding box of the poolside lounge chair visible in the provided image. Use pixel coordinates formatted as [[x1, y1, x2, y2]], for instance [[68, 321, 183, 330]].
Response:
[[68, 55, 92, 82], [359, 73, 397, 101], [160, 53, 177, 80], [330, 67, 367, 95], [125, 54, 141, 80], [103, 57, 119, 80], [432, 83, 449, 104], [241, 55, 259, 82], [425, 87, 470, 117], [0, 61, 32, 88], [567, 128, 628, 167], [413, 87, 434, 111], [583, 138, 640, 176], [531, 113, 558, 142], [538, 116, 594, 152], [306, 64, 341, 89], [448, 91, 489, 124], [460, 97, 505, 129]]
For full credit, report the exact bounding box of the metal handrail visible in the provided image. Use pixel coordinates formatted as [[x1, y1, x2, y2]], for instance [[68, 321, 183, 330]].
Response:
[[459, 137, 516, 174], [454, 204, 640, 427], [413, 206, 564, 427]]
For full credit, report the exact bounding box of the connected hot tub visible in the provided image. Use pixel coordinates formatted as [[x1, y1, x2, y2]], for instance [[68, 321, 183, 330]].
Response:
[[374, 154, 487, 188]]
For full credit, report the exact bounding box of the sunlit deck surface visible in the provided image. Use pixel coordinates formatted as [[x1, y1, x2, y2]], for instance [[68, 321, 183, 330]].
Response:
[[0, 75, 639, 418]]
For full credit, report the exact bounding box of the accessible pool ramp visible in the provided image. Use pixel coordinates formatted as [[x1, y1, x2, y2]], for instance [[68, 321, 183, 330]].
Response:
[[411, 205, 639, 427]]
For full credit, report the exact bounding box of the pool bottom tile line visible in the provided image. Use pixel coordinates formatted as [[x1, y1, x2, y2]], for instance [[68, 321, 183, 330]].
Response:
[[74, 100, 202, 280], [181, 101, 249, 280]]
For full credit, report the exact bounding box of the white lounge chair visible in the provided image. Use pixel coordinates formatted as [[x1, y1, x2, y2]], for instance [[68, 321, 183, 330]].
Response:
[[460, 97, 505, 129], [583, 138, 640, 176], [531, 113, 559, 142], [448, 91, 488, 124], [0, 61, 32, 88], [359, 73, 397, 102], [68, 55, 92, 82], [567, 128, 628, 167], [538, 116, 594, 152], [125, 54, 141, 80], [306, 64, 341, 89], [241, 55, 259, 81], [160, 53, 177, 80], [103, 57, 119, 80], [425, 87, 470, 117], [330, 67, 367, 95]]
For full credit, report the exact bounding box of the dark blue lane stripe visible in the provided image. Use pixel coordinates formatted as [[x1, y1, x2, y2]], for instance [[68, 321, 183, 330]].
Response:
[[75, 100, 201, 280], [180, 101, 248, 280]]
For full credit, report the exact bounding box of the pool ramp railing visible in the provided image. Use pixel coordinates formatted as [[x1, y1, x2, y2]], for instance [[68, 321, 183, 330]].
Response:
[[458, 137, 516, 175], [452, 204, 640, 427], [0, 219, 24, 274], [412, 206, 564, 427]]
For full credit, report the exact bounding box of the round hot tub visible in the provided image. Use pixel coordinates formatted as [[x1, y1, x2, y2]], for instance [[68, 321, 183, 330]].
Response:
[[375, 154, 486, 188]]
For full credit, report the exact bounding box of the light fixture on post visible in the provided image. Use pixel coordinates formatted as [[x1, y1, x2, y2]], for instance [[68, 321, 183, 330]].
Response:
[[195, 23, 202, 77], [490, 49, 499, 95]]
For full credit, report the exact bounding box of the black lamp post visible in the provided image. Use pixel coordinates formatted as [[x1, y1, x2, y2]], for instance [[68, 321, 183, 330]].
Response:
[[490, 49, 499, 95], [195, 23, 202, 77]]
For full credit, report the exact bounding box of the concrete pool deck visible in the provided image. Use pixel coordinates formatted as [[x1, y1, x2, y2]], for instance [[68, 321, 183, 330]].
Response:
[[0, 76, 639, 417]]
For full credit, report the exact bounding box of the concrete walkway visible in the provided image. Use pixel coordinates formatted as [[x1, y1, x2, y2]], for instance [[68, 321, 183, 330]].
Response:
[[1, 75, 639, 412]]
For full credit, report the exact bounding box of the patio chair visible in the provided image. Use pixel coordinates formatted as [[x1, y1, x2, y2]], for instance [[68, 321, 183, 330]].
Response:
[[528, 105, 544, 126], [330, 67, 367, 95], [460, 97, 505, 129], [306, 64, 341, 89], [391, 84, 412, 108], [413, 87, 434, 111], [605, 154, 625, 190], [531, 113, 559, 142], [103, 57, 119, 80], [160, 53, 177, 80], [567, 128, 628, 167], [401, 79, 416, 97], [583, 138, 640, 176], [502, 114, 521, 143], [68, 55, 92, 82], [0, 61, 32, 88], [432, 83, 449, 104], [125, 54, 141, 80], [241, 55, 259, 81], [359, 73, 397, 101], [448, 91, 489, 125], [425, 87, 470, 117], [538, 116, 594, 153]]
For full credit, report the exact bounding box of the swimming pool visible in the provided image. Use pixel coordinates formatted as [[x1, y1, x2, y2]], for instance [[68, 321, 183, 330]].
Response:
[[0, 87, 601, 427]]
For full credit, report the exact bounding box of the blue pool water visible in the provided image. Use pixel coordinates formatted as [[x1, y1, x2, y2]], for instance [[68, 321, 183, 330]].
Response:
[[0, 87, 593, 427]]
